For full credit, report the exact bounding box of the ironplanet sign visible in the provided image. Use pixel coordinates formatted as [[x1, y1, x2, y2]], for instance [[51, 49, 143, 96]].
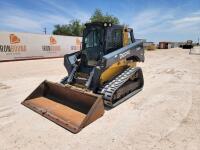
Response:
[[0, 32, 82, 61], [42, 36, 61, 52], [0, 34, 27, 53], [42, 45, 61, 51], [0, 45, 26, 52]]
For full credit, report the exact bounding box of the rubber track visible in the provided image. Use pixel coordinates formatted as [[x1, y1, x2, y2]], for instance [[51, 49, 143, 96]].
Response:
[[101, 67, 140, 101]]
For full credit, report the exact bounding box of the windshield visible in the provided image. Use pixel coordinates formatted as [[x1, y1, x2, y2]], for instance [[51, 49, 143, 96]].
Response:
[[84, 29, 101, 48]]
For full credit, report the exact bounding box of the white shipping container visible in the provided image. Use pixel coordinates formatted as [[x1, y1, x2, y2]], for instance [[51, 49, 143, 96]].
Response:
[[168, 43, 172, 49], [0, 32, 82, 61]]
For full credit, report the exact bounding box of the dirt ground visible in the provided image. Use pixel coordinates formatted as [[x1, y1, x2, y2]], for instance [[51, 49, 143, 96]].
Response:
[[0, 47, 200, 150]]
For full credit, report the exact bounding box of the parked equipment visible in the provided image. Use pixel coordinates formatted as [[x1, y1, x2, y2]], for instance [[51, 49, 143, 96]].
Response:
[[22, 22, 145, 133], [182, 40, 193, 49]]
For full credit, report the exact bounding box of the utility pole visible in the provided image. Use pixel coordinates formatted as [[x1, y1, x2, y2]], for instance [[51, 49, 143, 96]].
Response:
[[43, 27, 47, 34]]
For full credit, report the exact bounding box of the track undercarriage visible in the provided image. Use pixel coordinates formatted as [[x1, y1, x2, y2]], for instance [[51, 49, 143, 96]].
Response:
[[100, 67, 144, 107]]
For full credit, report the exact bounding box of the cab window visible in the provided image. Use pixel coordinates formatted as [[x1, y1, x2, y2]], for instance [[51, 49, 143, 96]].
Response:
[[84, 30, 101, 48], [106, 29, 122, 52]]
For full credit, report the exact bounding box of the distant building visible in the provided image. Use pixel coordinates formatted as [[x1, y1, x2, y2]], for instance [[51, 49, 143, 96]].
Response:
[[159, 41, 183, 49], [159, 42, 169, 49]]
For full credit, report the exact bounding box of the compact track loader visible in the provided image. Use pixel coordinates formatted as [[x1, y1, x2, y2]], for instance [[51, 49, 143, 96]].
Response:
[[22, 22, 145, 133]]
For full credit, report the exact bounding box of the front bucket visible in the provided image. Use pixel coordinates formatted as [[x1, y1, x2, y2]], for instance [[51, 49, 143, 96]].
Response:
[[21, 80, 104, 133]]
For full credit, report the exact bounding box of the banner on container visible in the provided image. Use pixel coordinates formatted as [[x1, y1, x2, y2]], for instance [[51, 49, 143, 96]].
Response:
[[0, 32, 82, 61]]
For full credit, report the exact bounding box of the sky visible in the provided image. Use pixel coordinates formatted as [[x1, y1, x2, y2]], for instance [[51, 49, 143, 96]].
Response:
[[0, 0, 200, 42]]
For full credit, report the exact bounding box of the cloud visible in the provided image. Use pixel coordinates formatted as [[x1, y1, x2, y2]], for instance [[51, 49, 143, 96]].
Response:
[[1, 16, 41, 31], [164, 11, 200, 36], [129, 9, 174, 35], [129, 8, 200, 41], [192, 10, 200, 15], [40, 0, 90, 22], [0, 1, 90, 33], [0, 1, 199, 42], [174, 16, 200, 25], [41, 15, 70, 25], [0, 4, 41, 32]]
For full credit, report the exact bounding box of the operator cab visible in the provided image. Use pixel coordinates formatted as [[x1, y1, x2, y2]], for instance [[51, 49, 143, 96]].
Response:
[[81, 22, 135, 67]]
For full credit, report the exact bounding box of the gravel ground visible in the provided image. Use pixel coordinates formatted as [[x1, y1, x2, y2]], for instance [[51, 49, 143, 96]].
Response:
[[0, 47, 200, 150]]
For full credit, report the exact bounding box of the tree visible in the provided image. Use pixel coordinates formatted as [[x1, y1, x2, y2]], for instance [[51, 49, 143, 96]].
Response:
[[52, 9, 120, 36], [53, 20, 84, 36], [90, 9, 104, 23], [90, 9, 120, 24]]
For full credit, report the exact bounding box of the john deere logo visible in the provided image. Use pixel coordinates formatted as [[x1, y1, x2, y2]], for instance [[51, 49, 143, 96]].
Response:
[[0, 34, 26, 53], [42, 36, 61, 52]]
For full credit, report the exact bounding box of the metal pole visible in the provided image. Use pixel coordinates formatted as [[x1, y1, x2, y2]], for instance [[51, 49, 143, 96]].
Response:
[[44, 28, 47, 34]]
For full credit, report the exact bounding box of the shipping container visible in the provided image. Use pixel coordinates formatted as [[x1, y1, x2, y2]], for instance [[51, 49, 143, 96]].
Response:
[[159, 42, 168, 49], [0, 32, 82, 61]]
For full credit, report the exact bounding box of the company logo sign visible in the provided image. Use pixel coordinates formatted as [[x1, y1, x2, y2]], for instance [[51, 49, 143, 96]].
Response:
[[70, 37, 82, 50], [42, 36, 61, 52], [10, 34, 20, 44], [76, 38, 81, 45], [0, 34, 26, 54], [50, 36, 57, 45]]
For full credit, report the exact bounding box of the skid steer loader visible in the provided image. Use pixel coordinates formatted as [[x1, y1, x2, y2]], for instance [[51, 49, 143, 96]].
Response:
[[22, 22, 145, 133]]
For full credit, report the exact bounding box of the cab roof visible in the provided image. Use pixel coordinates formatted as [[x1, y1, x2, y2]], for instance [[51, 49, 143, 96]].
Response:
[[85, 22, 124, 29]]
